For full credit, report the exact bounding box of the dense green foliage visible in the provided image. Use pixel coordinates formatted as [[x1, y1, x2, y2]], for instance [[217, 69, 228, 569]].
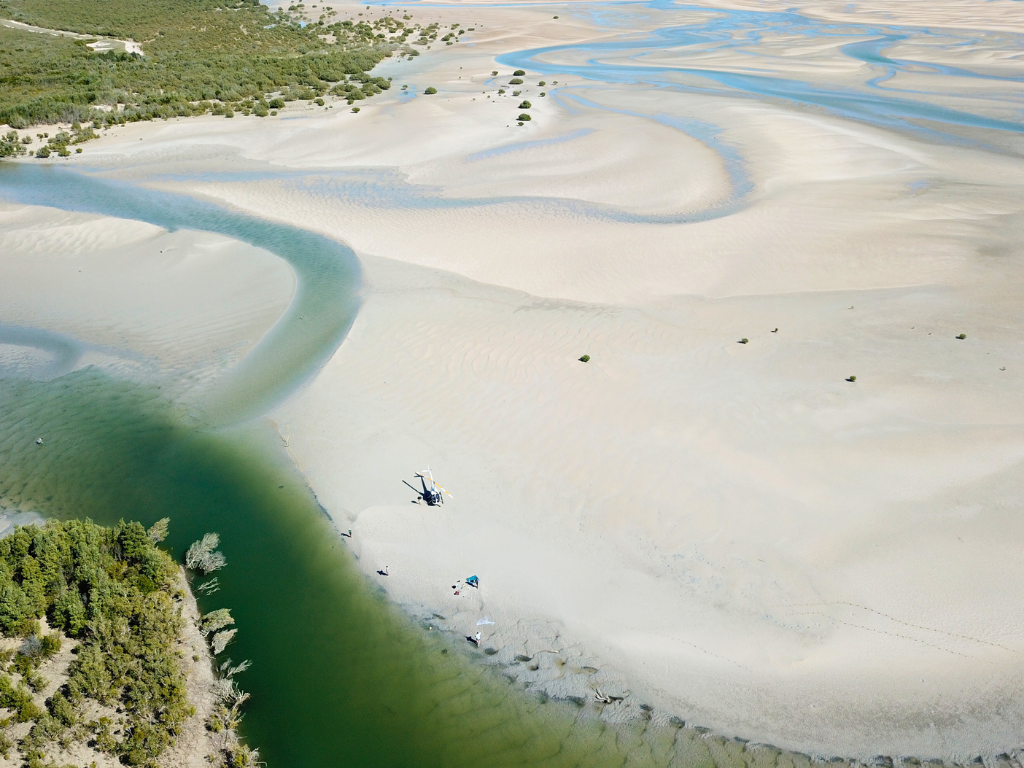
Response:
[[0, 130, 30, 157], [0, 0, 418, 127], [0, 519, 193, 767]]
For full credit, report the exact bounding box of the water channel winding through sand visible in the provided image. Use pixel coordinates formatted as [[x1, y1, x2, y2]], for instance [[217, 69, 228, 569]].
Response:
[[497, 2, 1024, 146], [0, 163, 360, 426]]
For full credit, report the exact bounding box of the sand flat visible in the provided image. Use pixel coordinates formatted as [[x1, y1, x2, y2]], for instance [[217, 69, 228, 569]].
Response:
[[0, 203, 295, 384]]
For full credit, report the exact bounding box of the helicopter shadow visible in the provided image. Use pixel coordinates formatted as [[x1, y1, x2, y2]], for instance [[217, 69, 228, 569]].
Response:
[[402, 479, 425, 503]]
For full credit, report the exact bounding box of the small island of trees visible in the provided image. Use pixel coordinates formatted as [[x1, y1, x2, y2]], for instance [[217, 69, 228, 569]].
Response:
[[0, 518, 254, 767]]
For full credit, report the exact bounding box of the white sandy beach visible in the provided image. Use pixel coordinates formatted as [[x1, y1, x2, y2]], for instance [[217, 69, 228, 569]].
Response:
[[4, 0, 1024, 759]]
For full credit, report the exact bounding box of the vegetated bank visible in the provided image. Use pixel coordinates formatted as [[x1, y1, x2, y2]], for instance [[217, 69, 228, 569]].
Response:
[[0, 517, 253, 768], [0, 0, 445, 133]]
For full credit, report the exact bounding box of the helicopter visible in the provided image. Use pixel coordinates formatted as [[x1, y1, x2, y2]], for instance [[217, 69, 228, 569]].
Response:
[[415, 468, 453, 506]]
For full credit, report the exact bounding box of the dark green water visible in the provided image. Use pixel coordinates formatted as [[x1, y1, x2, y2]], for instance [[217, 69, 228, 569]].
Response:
[[0, 164, 823, 768]]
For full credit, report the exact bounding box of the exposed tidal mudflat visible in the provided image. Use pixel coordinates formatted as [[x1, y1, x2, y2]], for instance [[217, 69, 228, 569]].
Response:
[[2, 0, 1024, 763]]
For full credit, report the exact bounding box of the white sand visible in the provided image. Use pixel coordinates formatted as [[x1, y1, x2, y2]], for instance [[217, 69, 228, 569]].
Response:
[[0, 203, 295, 392], [8, 0, 1024, 758]]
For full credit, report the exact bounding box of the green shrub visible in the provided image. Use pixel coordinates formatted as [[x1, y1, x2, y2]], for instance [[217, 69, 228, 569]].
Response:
[[540, 92, 546, 97], [35, 145, 51, 158], [268, 98, 286, 109], [40, 634, 61, 658], [424, 86, 437, 94], [48, 691, 76, 726], [25, 671, 46, 692], [579, 355, 591, 363], [491, 70, 498, 75], [352, 106, 361, 113], [509, 78, 523, 85], [518, 113, 531, 121], [738, 338, 748, 344], [315, 97, 325, 106], [0, 0, 398, 130], [518, 100, 531, 109], [513, 69, 525, 76], [956, 333, 966, 339], [0, 131, 27, 158]]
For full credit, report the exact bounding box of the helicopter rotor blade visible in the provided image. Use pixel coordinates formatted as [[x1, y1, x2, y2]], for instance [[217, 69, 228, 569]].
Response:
[[414, 470, 451, 498]]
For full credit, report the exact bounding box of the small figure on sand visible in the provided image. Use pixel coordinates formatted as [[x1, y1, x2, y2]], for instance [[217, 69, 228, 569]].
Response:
[[377, 566, 389, 576], [35, 437, 43, 446], [466, 631, 482, 646]]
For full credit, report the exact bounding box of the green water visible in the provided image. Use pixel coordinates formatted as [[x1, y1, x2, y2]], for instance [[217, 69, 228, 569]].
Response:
[[0, 369, 805, 768], [0, 164, 829, 768]]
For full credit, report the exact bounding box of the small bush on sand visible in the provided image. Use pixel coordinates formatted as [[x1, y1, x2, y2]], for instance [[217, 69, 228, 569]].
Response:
[[847, 375, 857, 382], [424, 86, 437, 94], [579, 354, 591, 363], [509, 78, 523, 85], [956, 333, 966, 339], [518, 100, 531, 109], [518, 113, 531, 121], [514, 69, 526, 76]]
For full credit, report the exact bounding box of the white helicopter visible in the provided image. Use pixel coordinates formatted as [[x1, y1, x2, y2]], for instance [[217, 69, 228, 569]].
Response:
[[415, 468, 453, 506]]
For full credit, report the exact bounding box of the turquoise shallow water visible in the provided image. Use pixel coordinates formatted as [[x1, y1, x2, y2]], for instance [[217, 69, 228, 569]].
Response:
[[497, 2, 1024, 148]]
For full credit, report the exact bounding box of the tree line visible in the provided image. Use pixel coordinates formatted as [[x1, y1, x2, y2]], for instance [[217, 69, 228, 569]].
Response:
[[0, 0, 419, 128]]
